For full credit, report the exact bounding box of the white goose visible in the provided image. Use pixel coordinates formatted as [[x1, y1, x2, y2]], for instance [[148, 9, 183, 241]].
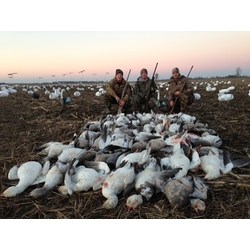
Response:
[[119, 147, 152, 167], [99, 162, 136, 209], [27, 164, 64, 197], [38, 135, 77, 162], [0, 90, 9, 97], [58, 165, 108, 195], [169, 148, 190, 179], [49, 89, 59, 99], [57, 148, 85, 164], [190, 176, 208, 200], [126, 158, 180, 211], [0, 161, 43, 197], [74, 91, 81, 97], [200, 151, 221, 180], [201, 132, 222, 148]]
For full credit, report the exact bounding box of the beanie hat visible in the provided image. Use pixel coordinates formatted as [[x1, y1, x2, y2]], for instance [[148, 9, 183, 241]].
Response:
[[140, 68, 148, 75], [116, 69, 123, 76], [172, 67, 180, 74]]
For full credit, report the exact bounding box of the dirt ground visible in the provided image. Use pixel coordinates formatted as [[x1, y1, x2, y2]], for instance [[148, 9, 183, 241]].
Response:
[[0, 78, 250, 219]]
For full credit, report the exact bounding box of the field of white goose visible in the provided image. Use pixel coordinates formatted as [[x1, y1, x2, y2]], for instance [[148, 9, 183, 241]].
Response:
[[0, 77, 250, 219]]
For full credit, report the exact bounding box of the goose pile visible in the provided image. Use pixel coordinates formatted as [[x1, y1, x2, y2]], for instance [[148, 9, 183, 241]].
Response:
[[1, 111, 250, 215]]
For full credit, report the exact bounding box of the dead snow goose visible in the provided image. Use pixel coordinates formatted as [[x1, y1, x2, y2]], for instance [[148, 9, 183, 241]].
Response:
[[163, 176, 194, 208], [99, 162, 136, 209], [0, 161, 43, 197], [58, 163, 108, 195], [27, 164, 64, 198], [200, 152, 221, 180]]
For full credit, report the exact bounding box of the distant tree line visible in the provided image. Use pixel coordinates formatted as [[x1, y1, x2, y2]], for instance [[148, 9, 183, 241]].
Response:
[[190, 75, 250, 80]]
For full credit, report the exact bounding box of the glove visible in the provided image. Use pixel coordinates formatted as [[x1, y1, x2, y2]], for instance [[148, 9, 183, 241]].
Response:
[[145, 95, 149, 100]]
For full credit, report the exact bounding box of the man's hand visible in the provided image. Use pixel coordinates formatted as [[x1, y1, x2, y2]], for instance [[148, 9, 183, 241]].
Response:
[[174, 91, 180, 96], [119, 100, 125, 107], [170, 100, 174, 107], [145, 95, 149, 100], [115, 96, 120, 103]]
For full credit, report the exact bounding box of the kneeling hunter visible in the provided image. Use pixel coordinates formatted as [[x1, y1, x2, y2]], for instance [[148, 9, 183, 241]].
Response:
[[104, 69, 132, 114]]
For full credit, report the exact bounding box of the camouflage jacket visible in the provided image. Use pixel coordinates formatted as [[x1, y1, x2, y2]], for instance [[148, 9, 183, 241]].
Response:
[[106, 77, 131, 102], [167, 75, 194, 102], [133, 76, 158, 99]]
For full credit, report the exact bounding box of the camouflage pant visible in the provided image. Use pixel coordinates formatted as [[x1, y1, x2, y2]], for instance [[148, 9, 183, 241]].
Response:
[[133, 95, 157, 112], [166, 93, 194, 113], [104, 94, 132, 110]]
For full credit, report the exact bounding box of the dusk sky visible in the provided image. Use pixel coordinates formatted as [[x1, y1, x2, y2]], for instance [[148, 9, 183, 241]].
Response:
[[1, 1, 249, 84]]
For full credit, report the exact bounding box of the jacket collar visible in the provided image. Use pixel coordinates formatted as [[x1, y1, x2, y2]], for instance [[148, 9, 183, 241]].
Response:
[[113, 77, 125, 84], [137, 76, 150, 82]]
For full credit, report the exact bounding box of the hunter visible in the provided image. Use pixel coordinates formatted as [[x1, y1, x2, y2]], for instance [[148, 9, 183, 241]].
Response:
[[104, 69, 132, 114], [133, 68, 158, 112], [167, 67, 194, 113]]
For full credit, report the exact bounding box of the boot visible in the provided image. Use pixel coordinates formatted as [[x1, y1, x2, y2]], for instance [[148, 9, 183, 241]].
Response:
[[106, 102, 111, 114]]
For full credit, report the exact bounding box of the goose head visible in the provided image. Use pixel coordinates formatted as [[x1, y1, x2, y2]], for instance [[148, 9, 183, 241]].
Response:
[[60, 89, 71, 105], [138, 182, 155, 201], [98, 194, 118, 209], [126, 194, 143, 211], [204, 169, 220, 180], [190, 198, 206, 215], [0, 186, 21, 197]]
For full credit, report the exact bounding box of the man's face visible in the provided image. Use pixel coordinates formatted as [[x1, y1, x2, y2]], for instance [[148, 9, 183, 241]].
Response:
[[172, 72, 179, 79], [116, 73, 123, 82], [141, 71, 148, 80]]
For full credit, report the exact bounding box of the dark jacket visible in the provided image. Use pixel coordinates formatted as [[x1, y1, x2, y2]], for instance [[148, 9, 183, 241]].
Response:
[[133, 76, 158, 99]]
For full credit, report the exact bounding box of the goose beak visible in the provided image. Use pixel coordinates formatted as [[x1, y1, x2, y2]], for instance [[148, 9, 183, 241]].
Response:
[[0, 193, 5, 197], [197, 209, 203, 216], [96, 204, 105, 210], [127, 206, 131, 212]]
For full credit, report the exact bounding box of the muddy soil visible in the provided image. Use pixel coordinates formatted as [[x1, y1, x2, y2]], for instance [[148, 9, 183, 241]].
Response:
[[0, 78, 250, 219]]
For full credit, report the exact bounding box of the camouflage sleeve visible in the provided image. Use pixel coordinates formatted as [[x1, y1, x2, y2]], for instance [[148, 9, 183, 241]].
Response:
[[123, 83, 132, 102], [167, 82, 175, 101], [106, 80, 117, 98], [185, 79, 194, 95], [133, 81, 145, 99]]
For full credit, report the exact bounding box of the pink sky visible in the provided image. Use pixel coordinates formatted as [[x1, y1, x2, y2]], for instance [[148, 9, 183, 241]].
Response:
[[1, 31, 250, 83]]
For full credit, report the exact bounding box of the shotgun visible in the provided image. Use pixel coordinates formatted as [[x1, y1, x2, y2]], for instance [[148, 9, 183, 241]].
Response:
[[117, 69, 131, 115], [170, 65, 193, 114], [145, 62, 158, 112]]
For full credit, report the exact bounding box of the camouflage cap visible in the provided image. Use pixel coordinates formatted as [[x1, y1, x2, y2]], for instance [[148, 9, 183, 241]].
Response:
[[116, 69, 123, 76], [172, 67, 180, 74], [140, 68, 148, 75]]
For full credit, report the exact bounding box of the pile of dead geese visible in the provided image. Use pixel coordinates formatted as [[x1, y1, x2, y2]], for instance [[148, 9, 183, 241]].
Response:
[[1, 111, 250, 215]]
